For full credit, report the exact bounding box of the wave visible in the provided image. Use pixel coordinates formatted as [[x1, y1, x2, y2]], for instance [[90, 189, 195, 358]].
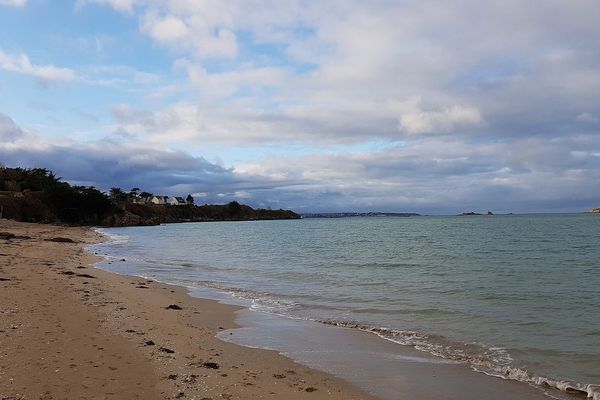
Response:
[[317, 319, 599, 400], [191, 280, 302, 313], [178, 278, 599, 399], [93, 228, 129, 245]]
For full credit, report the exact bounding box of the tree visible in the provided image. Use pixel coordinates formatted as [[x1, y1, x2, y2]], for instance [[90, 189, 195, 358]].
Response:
[[226, 200, 241, 216], [129, 187, 141, 198], [109, 187, 127, 202], [186, 194, 194, 205]]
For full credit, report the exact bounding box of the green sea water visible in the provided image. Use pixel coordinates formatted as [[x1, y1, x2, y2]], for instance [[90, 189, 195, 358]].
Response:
[[94, 213, 600, 398]]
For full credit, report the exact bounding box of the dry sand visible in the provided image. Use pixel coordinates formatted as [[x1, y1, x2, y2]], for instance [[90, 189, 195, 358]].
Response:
[[0, 220, 374, 400]]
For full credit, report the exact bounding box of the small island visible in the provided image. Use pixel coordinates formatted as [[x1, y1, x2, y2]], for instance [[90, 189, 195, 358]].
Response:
[[585, 208, 600, 214], [459, 211, 494, 216]]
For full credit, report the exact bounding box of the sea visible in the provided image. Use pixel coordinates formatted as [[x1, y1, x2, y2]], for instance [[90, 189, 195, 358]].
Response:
[[90, 214, 600, 399]]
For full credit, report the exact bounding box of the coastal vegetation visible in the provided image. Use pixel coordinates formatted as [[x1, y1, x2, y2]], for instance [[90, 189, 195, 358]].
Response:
[[0, 166, 300, 226]]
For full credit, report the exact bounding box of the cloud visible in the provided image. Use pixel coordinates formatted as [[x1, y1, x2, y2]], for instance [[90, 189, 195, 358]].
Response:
[[76, 0, 138, 13], [2, 109, 599, 213], [398, 104, 484, 135], [234, 134, 600, 213], [0, 49, 75, 84], [0, 137, 240, 198], [0, 113, 25, 142], [576, 112, 599, 124], [140, 11, 238, 59], [80, 64, 161, 89], [7, 1, 600, 213], [77, 0, 599, 148], [0, 0, 27, 7], [142, 14, 189, 42]]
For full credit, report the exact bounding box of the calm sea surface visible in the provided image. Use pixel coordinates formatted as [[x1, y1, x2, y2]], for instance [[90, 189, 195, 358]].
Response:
[[93, 214, 600, 397]]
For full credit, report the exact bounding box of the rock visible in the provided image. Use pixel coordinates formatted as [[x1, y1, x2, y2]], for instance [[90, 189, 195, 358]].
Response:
[[0, 232, 14, 239], [167, 374, 178, 380], [165, 304, 182, 310], [0, 232, 30, 240], [0, 277, 11, 282], [159, 347, 175, 354], [305, 387, 317, 392], [202, 362, 219, 369], [145, 340, 155, 346], [77, 273, 96, 279], [45, 237, 76, 243]]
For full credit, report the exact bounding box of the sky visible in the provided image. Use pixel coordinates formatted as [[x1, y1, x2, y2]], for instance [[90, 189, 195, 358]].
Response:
[[0, 0, 599, 214]]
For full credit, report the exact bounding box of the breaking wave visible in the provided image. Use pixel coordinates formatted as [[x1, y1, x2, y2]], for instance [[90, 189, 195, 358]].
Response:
[[317, 319, 599, 400]]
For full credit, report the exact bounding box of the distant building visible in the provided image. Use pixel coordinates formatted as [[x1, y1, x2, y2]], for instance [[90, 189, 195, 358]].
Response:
[[170, 196, 187, 206], [150, 195, 169, 205]]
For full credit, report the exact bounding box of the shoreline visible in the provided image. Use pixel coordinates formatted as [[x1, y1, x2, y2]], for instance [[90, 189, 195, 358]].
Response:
[[0, 220, 374, 399]]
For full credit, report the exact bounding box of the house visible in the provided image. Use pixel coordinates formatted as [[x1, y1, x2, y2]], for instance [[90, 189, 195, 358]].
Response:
[[170, 196, 187, 206], [150, 195, 169, 205]]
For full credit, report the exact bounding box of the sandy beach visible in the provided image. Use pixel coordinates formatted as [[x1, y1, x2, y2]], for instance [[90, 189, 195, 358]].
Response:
[[0, 220, 373, 400]]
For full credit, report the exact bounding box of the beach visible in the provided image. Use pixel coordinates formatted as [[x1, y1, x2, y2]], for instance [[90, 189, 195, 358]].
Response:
[[0, 220, 373, 400], [1, 218, 597, 400]]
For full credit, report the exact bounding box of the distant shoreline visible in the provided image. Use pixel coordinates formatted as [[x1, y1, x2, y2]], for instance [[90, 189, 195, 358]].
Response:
[[301, 212, 421, 218]]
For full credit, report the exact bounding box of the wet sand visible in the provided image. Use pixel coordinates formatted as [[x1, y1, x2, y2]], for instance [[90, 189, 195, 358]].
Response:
[[0, 220, 373, 400]]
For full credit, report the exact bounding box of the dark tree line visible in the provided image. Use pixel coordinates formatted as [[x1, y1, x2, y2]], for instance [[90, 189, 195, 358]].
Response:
[[0, 166, 300, 226], [0, 167, 116, 224]]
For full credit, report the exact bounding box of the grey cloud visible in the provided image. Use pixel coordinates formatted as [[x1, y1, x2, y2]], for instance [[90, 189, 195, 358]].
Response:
[[1, 131, 599, 214], [0, 139, 238, 199], [234, 134, 600, 213], [0, 113, 25, 142]]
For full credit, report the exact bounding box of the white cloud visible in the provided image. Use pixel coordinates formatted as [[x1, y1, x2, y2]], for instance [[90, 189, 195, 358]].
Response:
[[398, 104, 484, 135], [140, 8, 238, 59], [0, 49, 75, 83], [0, 0, 27, 7], [143, 14, 189, 42]]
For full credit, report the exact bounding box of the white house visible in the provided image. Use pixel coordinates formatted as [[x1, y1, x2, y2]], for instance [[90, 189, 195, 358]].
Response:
[[170, 196, 187, 206], [150, 195, 169, 205]]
